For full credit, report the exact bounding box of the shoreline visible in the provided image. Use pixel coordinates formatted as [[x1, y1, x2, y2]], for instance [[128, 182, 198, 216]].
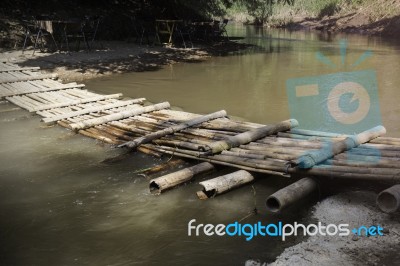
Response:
[[0, 40, 251, 82], [273, 13, 400, 38]]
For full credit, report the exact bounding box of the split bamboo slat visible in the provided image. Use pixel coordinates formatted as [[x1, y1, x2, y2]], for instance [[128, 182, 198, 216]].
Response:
[[41, 98, 146, 124], [0, 82, 85, 99], [0, 73, 57, 84], [68, 102, 171, 131]]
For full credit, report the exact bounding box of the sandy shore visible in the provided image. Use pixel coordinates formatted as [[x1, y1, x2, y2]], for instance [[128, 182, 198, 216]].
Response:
[[0, 40, 249, 82]]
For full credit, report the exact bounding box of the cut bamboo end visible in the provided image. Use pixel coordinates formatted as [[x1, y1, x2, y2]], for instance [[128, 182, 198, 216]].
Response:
[[149, 162, 215, 194], [376, 184, 400, 213], [196, 170, 255, 199], [265, 177, 318, 213]]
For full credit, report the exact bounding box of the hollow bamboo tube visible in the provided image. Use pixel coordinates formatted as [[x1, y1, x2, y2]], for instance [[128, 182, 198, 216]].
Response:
[[376, 185, 400, 213], [290, 126, 386, 169], [197, 170, 255, 199], [68, 102, 170, 131], [149, 162, 215, 194], [199, 119, 299, 154], [265, 178, 318, 212], [119, 110, 227, 148]]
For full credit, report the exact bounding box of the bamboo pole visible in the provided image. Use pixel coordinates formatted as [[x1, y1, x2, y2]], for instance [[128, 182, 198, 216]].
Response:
[[143, 144, 286, 176], [149, 162, 215, 194], [198, 119, 299, 154], [289, 129, 347, 138], [0, 67, 40, 72], [0, 73, 57, 83], [289, 126, 386, 169], [1, 83, 85, 99], [68, 102, 170, 131], [266, 178, 318, 212], [30, 94, 127, 112], [118, 110, 227, 148], [289, 167, 400, 182], [376, 185, 400, 213], [197, 170, 255, 199], [42, 99, 147, 125]]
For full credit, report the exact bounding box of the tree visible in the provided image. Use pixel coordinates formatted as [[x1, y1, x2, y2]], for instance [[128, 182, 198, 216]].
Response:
[[242, 0, 294, 25]]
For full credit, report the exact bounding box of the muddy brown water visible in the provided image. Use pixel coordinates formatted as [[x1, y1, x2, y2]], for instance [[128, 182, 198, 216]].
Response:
[[1, 26, 400, 265]]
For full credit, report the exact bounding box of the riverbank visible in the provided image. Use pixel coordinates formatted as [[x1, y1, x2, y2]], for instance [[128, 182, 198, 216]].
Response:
[[0, 40, 250, 82], [271, 0, 400, 37], [245, 191, 400, 266], [270, 191, 400, 265]]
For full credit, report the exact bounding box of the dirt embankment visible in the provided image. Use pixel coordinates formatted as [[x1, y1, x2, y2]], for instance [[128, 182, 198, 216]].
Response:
[[270, 0, 400, 37], [283, 12, 400, 37]]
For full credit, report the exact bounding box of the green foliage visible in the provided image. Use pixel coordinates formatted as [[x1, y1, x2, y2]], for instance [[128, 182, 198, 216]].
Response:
[[241, 0, 294, 24], [318, 1, 339, 17]]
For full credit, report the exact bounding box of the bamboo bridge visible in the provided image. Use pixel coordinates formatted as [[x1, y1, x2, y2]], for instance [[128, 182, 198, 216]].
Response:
[[1, 62, 400, 213]]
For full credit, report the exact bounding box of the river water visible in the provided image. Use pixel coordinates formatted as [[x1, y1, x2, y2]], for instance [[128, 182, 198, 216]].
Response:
[[1, 26, 400, 265]]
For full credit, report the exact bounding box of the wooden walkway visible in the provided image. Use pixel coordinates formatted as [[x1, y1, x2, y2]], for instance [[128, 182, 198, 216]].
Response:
[[2, 62, 400, 202]]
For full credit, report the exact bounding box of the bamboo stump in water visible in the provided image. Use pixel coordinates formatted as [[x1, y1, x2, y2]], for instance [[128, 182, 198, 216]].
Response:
[[197, 170, 255, 199], [149, 162, 215, 194]]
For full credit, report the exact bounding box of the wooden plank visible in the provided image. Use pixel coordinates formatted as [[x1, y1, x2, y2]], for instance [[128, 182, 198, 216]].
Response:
[[42, 98, 146, 124]]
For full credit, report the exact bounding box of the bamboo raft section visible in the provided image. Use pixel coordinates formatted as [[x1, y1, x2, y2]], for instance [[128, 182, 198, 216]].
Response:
[[2, 62, 400, 211]]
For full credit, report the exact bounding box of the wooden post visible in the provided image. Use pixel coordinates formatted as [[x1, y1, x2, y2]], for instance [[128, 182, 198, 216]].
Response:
[[196, 170, 255, 199], [149, 162, 215, 194]]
